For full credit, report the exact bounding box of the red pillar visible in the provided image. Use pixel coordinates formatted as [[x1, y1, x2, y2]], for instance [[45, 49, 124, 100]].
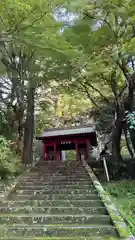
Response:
[[44, 144, 47, 160], [58, 150, 61, 161], [86, 140, 90, 162], [76, 142, 79, 161], [54, 143, 56, 160], [57, 150, 60, 161], [60, 151, 62, 161]]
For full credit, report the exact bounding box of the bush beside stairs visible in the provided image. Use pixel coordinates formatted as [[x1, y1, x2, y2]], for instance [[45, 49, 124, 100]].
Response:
[[0, 161, 122, 239]]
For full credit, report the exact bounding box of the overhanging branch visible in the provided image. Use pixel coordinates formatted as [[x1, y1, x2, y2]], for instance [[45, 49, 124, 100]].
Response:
[[85, 81, 111, 105], [116, 60, 130, 85], [79, 82, 100, 109]]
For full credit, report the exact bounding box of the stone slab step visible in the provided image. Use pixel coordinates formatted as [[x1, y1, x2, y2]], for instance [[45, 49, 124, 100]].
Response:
[[24, 178, 91, 182], [55, 171, 87, 173], [19, 184, 94, 189], [8, 194, 100, 201], [55, 172, 88, 175], [26, 174, 88, 178], [24, 174, 89, 178], [0, 237, 119, 240], [0, 225, 117, 237], [23, 179, 93, 187], [18, 186, 96, 192], [2, 199, 104, 207], [31, 167, 86, 170], [31, 169, 87, 172], [0, 206, 107, 215], [21, 181, 93, 185], [15, 189, 97, 195], [23, 174, 41, 177], [0, 163, 118, 239], [0, 214, 112, 225]]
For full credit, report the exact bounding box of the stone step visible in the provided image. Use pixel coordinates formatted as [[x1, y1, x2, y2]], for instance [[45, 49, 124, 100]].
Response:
[[0, 162, 118, 239], [24, 173, 41, 176], [0, 225, 117, 237], [17, 187, 96, 193], [20, 183, 94, 188], [56, 171, 88, 173], [31, 169, 87, 172], [9, 193, 100, 201], [25, 171, 88, 175], [20, 181, 93, 186], [2, 199, 104, 207], [52, 177, 90, 180], [15, 189, 97, 195], [32, 166, 86, 169], [0, 237, 120, 240], [23, 178, 91, 183], [21, 181, 92, 185], [36, 163, 84, 166], [0, 206, 107, 215], [24, 175, 89, 178], [18, 185, 96, 191], [28, 172, 87, 176], [0, 214, 111, 225]]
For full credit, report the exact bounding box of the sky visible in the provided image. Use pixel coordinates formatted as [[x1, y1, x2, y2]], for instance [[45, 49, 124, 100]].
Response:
[[54, 7, 78, 26]]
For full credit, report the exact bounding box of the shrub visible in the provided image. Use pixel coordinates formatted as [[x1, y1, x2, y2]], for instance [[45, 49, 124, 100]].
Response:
[[105, 181, 135, 235], [0, 136, 22, 179]]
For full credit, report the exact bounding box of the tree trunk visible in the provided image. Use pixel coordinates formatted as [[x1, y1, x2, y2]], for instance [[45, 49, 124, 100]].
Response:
[[16, 119, 24, 155], [54, 98, 59, 128], [111, 118, 123, 170], [123, 124, 134, 159], [123, 73, 135, 153], [22, 87, 35, 165], [128, 129, 135, 153]]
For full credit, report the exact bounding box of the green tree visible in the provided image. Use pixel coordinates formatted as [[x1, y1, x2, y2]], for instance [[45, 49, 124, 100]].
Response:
[[61, 0, 135, 168], [0, 0, 73, 164], [36, 80, 91, 134]]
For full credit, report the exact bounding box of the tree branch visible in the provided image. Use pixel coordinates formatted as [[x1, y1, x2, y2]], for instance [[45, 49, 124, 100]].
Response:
[[73, 63, 112, 106], [103, 18, 118, 39], [118, 85, 127, 99], [85, 80, 111, 105], [0, 16, 8, 28], [116, 60, 130, 85], [79, 82, 100, 109], [82, 11, 95, 20], [10, 9, 34, 34], [16, 11, 48, 33], [1, 77, 12, 87]]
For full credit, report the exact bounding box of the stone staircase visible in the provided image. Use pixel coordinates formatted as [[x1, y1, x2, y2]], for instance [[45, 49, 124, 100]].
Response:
[[0, 161, 119, 239]]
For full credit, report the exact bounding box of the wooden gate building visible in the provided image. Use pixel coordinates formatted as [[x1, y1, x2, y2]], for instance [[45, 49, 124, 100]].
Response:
[[37, 125, 97, 161]]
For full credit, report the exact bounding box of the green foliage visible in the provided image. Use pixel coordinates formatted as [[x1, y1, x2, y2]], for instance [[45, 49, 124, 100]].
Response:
[[91, 106, 114, 132], [105, 181, 135, 197], [66, 151, 76, 161], [105, 181, 135, 235], [1, 0, 135, 165], [121, 146, 130, 158], [0, 136, 21, 179], [120, 135, 131, 158], [36, 84, 91, 134]]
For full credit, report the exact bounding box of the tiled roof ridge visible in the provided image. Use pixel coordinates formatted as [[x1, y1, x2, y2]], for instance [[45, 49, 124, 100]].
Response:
[[44, 124, 94, 132]]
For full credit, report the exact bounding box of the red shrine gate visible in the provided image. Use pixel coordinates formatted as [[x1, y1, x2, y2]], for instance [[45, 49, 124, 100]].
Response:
[[37, 125, 97, 161]]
